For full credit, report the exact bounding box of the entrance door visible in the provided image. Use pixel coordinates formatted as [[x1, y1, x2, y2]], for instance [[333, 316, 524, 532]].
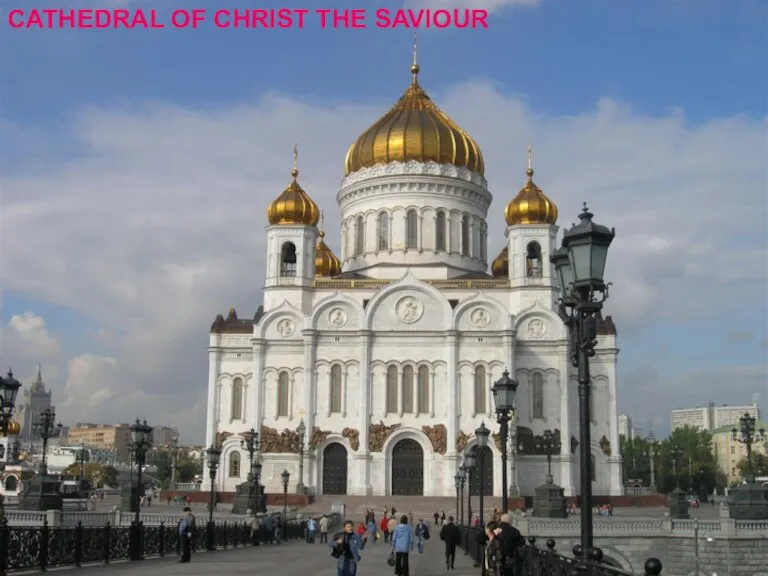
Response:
[[322, 443, 348, 495], [391, 439, 424, 496], [469, 445, 493, 496]]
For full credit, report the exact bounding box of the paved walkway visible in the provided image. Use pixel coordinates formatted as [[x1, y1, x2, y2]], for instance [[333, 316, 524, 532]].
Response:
[[45, 535, 479, 576]]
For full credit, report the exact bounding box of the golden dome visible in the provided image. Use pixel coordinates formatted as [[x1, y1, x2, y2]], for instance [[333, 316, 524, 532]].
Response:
[[491, 246, 509, 278], [6, 419, 20, 436], [267, 164, 321, 227], [504, 148, 558, 226], [315, 231, 342, 277], [344, 62, 484, 176]]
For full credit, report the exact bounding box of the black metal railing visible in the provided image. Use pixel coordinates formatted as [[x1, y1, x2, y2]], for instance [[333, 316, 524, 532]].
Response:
[[0, 513, 340, 574], [455, 525, 663, 576]]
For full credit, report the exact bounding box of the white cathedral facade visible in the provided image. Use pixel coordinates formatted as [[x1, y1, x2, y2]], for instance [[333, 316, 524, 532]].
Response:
[[204, 60, 624, 499]]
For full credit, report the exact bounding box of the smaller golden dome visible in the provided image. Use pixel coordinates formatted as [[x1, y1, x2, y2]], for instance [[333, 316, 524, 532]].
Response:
[[6, 420, 20, 436], [504, 147, 558, 226], [266, 158, 321, 227], [491, 246, 509, 278], [315, 231, 342, 277]]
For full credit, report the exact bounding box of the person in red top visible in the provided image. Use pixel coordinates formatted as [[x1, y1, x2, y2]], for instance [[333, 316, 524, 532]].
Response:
[[380, 515, 390, 543], [356, 523, 366, 536]]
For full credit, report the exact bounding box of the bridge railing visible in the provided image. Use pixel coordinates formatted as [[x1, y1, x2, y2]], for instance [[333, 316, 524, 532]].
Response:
[[455, 525, 663, 576]]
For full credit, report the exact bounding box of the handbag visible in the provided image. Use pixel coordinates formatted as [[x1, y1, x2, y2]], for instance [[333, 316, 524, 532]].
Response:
[[387, 551, 395, 567]]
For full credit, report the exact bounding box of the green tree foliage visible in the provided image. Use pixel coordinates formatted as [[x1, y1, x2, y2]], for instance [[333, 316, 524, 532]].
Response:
[[146, 450, 202, 489], [63, 463, 119, 488], [736, 453, 768, 479]]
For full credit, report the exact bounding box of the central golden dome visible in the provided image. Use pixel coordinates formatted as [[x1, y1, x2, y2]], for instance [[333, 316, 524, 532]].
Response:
[[344, 63, 484, 176]]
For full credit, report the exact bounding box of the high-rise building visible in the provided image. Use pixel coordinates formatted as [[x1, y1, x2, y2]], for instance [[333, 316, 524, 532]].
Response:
[[67, 423, 131, 463], [671, 402, 760, 432], [618, 414, 634, 440], [150, 426, 179, 447], [16, 366, 53, 443]]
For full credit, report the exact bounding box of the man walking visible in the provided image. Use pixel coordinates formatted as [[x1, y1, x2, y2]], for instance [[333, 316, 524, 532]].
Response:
[[439, 515, 460, 569], [498, 513, 525, 576], [319, 515, 330, 543], [178, 507, 193, 563], [414, 518, 430, 554]]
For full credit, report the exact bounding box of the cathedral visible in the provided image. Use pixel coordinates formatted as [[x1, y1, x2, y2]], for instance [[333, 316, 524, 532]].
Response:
[[205, 55, 623, 498]]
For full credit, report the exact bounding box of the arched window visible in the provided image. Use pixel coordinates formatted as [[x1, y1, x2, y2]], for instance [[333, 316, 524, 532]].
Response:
[[406, 210, 418, 249], [526, 241, 543, 278], [402, 366, 415, 413], [330, 365, 343, 414], [590, 454, 596, 482], [532, 373, 544, 420], [435, 212, 446, 251], [230, 377, 243, 420], [474, 366, 486, 413], [355, 215, 365, 256], [417, 366, 429, 414], [461, 215, 470, 256], [377, 212, 389, 251], [386, 366, 398, 414], [277, 371, 289, 417], [280, 242, 297, 277], [228, 451, 241, 478], [4, 476, 17, 491]]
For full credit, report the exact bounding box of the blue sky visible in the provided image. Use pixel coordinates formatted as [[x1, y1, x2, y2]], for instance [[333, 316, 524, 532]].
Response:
[[1, 0, 766, 439]]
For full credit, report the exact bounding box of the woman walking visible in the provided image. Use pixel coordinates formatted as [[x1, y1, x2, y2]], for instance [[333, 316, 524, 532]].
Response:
[[391, 515, 414, 576], [482, 521, 505, 576]]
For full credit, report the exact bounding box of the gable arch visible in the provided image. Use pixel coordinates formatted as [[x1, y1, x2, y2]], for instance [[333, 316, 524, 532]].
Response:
[[256, 300, 305, 339], [453, 292, 512, 331], [311, 292, 365, 330], [364, 271, 452, 331], [512, 301, 567, 341]]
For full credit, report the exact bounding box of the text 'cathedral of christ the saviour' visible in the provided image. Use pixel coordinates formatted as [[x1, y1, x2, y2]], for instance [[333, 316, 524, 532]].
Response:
[[204, 54, 623, 498]]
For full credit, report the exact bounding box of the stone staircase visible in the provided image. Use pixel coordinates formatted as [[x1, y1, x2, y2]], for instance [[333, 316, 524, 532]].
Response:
[[301, 495, 500, 521]]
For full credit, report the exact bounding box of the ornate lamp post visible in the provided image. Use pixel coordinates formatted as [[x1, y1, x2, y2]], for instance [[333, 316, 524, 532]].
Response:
[[241, 429, 259, 480], [732, 412, 766, 482], [458, 466, 467, 525], [475, 422, 490, 525], [0, 370, 22, 435], [462, 449, 476, 524], [296, 419, 306, 494], [453, 472, 461, 521], [551, 203, 614, 558], [281, 469, 290, 533], [34, 408, 63, 475], [491, 370, 518, 513], [536, 430, 556, 484], [169, 431, 180, 491], [509, 412, 519, 497], [205, 445, 221, 551], [253, 460, 263, 513], [670, 444, 684, 486], [646, 433, 657, 491], [128, 419, 152, 561]]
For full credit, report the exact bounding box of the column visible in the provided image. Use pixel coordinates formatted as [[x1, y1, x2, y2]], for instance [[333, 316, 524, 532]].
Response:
[[604, 350, 623, 495], [357, 330, 372, 495], [303, 331, 317, 490], [558, 344, 575, 495], [204, 344, 221, 491], [503, 331, 516, 496], [446, 332, 458, 454]]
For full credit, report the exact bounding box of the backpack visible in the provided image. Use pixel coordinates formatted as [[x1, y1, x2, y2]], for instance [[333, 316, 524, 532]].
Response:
[[422, 524, 430, 540]]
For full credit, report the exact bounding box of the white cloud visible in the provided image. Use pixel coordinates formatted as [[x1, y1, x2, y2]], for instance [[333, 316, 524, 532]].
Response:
[[1, 79, 765, 441], [6, 312, 60, 357]]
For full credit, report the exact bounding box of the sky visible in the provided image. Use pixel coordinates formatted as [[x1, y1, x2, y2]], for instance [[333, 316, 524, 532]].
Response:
[[1, 0, 766, 443]]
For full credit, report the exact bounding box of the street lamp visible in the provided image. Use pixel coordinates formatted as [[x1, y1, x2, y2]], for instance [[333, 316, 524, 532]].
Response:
[[458, 467, 467, 525], [551, 202, 615, 559], [240, 428, 260, 512], [281, 469, 290, 533], [491, 369, 518, 513], [296, 419, 306, 494], [169, 431, 180, 491], [128, 418, 153, 561], [462, 448, 476, 524], [475, 422, 490, 525], [453, 472, 461, 521], [205, 445, 221, 551], [0, 370, 22, 435], [670, 444, 684, 487], [646, 433, 657, 491], [253, 460, 263, 513], [732, 412, 766, 482], [536, 430, 556, 484], [34, 408, 63, 474]]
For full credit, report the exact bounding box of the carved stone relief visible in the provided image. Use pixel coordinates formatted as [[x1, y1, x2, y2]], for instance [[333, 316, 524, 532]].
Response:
[[276, 318, 295, 337], [340, 161, 486, 190], [571, 437, 579, 454], [492, 432, 502, 452], [527, 319, 546, 339], [328, 308, 348, 328], [215, 431, 233, 447], [395, 296, 424, 324], [308, 427, 331, 450], [421, 424, 447, 455], [599, 435, 612, 456], [342, 428, 360, 451], [260, 425, 300, 453], [456, 431, 470, 453], [470, 308, 490, 328], [369, 421, 401, 452]]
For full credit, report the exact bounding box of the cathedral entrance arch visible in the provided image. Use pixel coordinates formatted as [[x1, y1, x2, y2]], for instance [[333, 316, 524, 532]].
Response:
[[470, 445, 493, 496], [322, 443, 348, 495], [391, 439, 424, 496]]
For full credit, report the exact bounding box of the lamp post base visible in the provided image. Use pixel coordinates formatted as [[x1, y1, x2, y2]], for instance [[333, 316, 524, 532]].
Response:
[[729, 482, 768, 520], [119, 482, 146, 514], [532, 481, 567, 518], [17, 476, 63, 511], [232, 481, 265, 514], [295, 482, 306, 495]]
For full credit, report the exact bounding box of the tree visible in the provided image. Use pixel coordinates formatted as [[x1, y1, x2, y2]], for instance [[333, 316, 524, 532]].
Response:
[[656, 426, 718, 497], [64, 463, 119, 488], [736, 453, 768, 479]]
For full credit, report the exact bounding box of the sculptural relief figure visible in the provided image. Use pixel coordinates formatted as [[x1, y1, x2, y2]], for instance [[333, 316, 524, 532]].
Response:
[[260, 426, 300, 453], [470, 308, 490, 328], [276, 318, 294, 337], [527, 318, 546, 339], [308, 427, 332, 450], [369, 421, 401, 452], [421, 424, 447, 455], [342, 427, 360, 451], [396, 296, 423, 323], [329, 308, 347, 327], [456, 430, 470, 453], [215, 431, 233, 447], [599, 435, 612, 456]]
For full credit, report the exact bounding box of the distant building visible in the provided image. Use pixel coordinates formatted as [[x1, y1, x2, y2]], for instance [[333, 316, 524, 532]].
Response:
[[16, 366, 53, 443], [618, 414, 634, 440], [150, 426, 179, 448], [67, 423, 131, 463], [671, 402, 760, 432], [711, 419, 768, 484]]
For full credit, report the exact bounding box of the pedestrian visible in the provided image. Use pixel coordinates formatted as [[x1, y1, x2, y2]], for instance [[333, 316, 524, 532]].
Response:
[[440, 511, 446, 524], [440, 515, 460, 569], [367, 518, 377, 543], [387, 515, 397, 544], [177, 507, 193, 563], [498, 513, 525, 576], [433, 511, 440, 525], [319, 515, 330, 543], [380, 514, 390, 543], [330, 520, 368, 576], [414, 518, 430, 553], [391, 514, 413, 576], [247, 510, 261, 546], [262, 514, 273, 544], [482, 522, 505, 576], [307, 517, 317, 543]]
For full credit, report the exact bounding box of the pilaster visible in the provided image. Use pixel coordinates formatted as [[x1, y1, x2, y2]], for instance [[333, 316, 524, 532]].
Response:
[[557, 343, 575, 495], [303, 330, 317, 491], [357, 330, 373, 495]]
